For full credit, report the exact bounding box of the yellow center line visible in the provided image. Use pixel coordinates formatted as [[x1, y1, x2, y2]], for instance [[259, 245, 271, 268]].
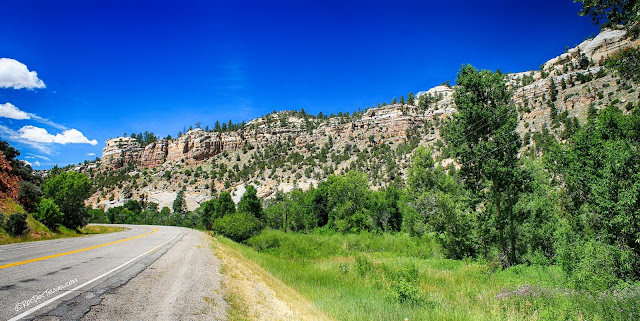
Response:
[[0, 227, 158, 270]]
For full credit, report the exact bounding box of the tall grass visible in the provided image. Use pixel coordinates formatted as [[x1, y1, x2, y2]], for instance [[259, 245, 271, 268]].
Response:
[[219, 230, 640, 320]]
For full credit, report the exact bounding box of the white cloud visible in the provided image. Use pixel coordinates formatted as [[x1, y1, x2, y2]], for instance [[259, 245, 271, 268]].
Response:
[[0, 102, 66, 130], [0, 124, 53, 154], [18, 126, 98, 146], [34, 161, 40, 167], [0, 102, 31, 120], [0, 58, 46, 89], [87, 152, 96, 156]]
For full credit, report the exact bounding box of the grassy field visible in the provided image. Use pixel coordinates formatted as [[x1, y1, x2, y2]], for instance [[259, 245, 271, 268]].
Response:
[[0, 198, 125, 245], [218, 229, 639, 321]]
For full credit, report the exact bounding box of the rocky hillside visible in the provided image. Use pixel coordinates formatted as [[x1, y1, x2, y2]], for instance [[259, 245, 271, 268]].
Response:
[[84, 29, 640, 212]]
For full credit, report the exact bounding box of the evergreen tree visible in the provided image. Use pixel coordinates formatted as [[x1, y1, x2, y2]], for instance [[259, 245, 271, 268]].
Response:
[[407, 92, 415, 105], [172, 190, 186, 214], [237, 185, 263, 220]]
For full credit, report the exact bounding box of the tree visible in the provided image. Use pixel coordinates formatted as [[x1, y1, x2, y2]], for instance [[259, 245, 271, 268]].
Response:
[[606, 47, 640, 84], [35, 198, 63, 230], [5, 212, 28, 236], [237, 185, 263, 220], [18, 180, 42, 213], [404, 147, 475, 258], [215, 191, 236, 219], [407, 92, 415, 106], [443, 64, 524, 267], [172, 190, 186, 214], [575, 0, 639, 26], [43, 172, 92, 229], [322, 172, 371, 233], [399, 96, 405, 104], [549, 77, 558, 102], [547, 104, 640, 281], [198, 199, 216, 230], [124, 199, 143, 215]]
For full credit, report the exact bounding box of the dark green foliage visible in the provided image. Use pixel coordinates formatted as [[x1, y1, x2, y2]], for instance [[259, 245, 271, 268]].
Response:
[[549, 78, 558, 102], [368, 186, 402, 232], [43, 171, 92, 229], [443, 65, 524, 266], [606, 47, 640, 84], [198, 199, 216, 230], [123, 199, 142, 215], [265, 189, 316, 232], [172, 190, 186, 214], [89, 208, 109, 223], [547, 104, 640, 283], [237, 185, 263, 220], [213, 212, 263, 242], [34, 198, 63, 230], [130, 131, 158, 146], [18, 180, 43, 213], [407, 92, 415, 105], [323, 172, 372, 233], [404, 147, 475, 259], [215, 191, 236, 218], [5, 212, 28, 236], [575, 0, 639, 26]]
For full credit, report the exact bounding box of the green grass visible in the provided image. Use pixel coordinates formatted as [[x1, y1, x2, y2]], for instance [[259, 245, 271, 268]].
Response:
[[220, 229, 640, 321]]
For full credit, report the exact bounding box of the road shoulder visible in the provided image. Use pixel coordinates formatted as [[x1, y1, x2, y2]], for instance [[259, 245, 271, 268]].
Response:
[[82, 228, 227, 320]]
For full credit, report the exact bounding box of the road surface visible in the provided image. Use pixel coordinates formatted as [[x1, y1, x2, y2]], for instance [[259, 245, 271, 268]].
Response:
[[0, 225, 226, 320]]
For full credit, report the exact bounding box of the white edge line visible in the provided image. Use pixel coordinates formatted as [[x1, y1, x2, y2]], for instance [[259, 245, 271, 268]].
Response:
[[9, 228, 181, 321]]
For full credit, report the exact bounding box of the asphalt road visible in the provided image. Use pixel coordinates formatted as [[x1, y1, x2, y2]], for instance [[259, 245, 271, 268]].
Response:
[[0, 225, 184, 321]]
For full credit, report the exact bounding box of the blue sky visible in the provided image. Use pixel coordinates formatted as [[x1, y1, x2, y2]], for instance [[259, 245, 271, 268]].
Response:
[[0, 0, 598, 169]]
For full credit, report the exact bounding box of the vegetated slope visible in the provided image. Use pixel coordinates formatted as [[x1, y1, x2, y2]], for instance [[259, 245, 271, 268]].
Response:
[[82, 28, 640, 211]]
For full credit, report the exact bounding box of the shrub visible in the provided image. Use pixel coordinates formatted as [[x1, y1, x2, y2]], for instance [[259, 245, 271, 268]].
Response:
[[5, 212, 28, 236], [213, 212, 263, 242], [34, 198, 63, 230]]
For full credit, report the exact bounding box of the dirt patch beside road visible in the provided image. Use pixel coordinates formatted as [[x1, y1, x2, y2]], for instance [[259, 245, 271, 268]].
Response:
[[213, 237, 331, 321]]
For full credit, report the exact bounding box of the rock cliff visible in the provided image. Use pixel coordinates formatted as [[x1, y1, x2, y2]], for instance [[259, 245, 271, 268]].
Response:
[[89, 28, 640, 211]]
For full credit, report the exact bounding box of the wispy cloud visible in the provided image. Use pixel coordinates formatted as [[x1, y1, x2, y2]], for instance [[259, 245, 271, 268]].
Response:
[[87, 152, 96, 156], [0, 102, 67, 130], [0, 58, 46, 90]]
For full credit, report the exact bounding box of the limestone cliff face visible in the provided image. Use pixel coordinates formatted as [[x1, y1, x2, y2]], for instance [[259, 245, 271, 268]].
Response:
[[102, 137, 144, 169], [102, 129, 247, 169], [101, 103, 455, 169]]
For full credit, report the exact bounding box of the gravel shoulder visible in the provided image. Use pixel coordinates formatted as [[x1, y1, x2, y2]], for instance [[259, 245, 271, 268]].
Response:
[[82, 228, 227, 320], [212, 236, 331, 321]]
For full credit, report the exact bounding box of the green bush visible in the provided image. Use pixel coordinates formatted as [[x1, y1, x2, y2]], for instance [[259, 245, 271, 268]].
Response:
[[34, 198, 63, 230], [213, 212, 263, 242], [5, 212, 29, 237], [569, 240, 624, 292]]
